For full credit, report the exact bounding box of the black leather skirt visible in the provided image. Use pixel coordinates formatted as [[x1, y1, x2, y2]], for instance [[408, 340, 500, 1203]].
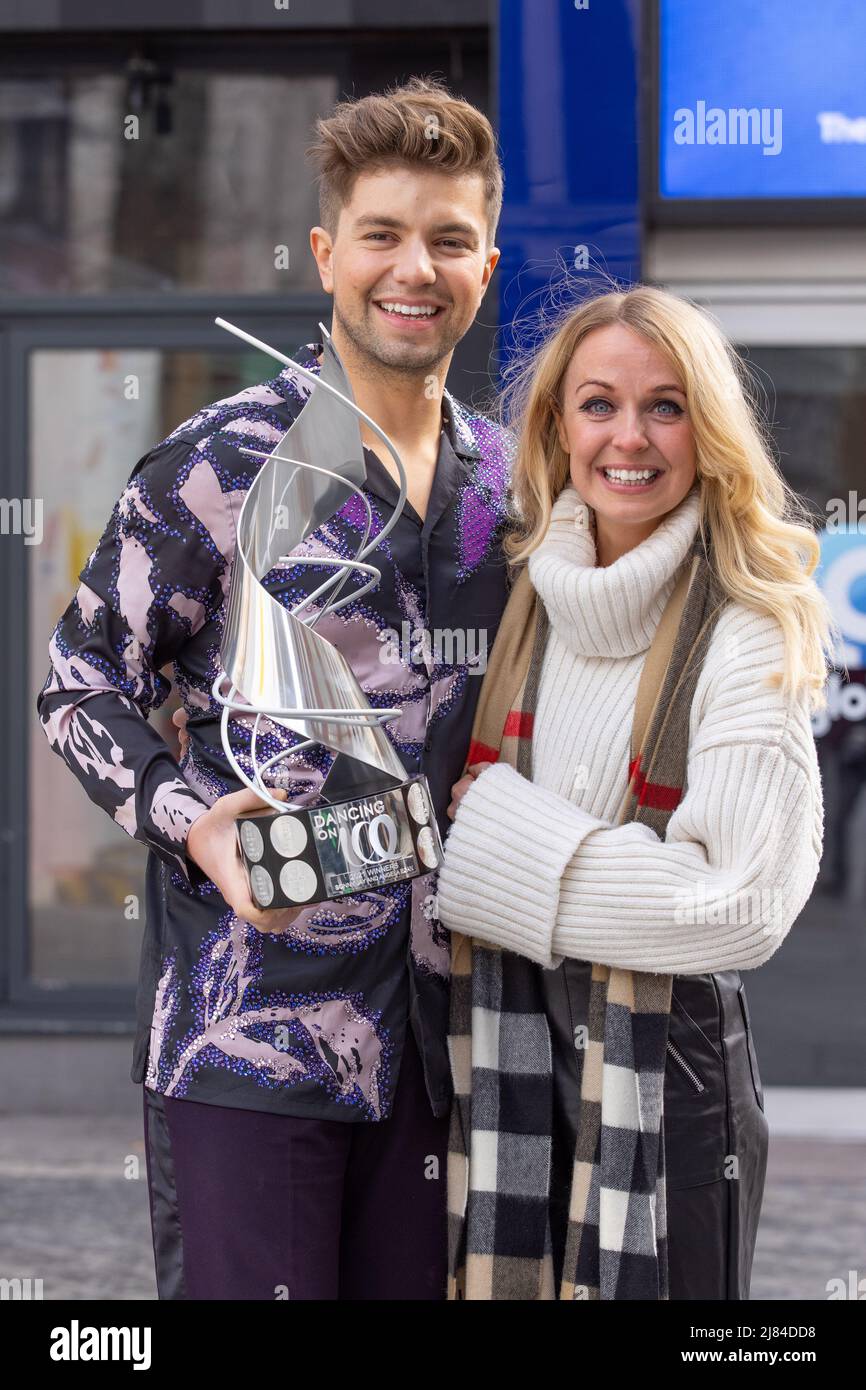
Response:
[[540, 959, 770, 1300]]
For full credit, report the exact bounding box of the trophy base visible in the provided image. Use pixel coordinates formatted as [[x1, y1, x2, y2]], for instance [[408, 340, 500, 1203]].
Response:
[[235, 773, 442, 909]]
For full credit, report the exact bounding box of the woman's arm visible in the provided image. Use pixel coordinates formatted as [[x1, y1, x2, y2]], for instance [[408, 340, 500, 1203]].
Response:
[[436, 614, 824, 975]]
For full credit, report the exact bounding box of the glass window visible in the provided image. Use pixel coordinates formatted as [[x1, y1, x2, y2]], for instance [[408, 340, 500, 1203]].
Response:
[[744, 346, 866, 909], [741, 346, 866, 504], [28, 346, 268, 987], [0, 68, 337, 295]]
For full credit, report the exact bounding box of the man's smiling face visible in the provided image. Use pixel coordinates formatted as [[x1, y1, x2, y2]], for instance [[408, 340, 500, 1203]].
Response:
[[310, 164, 499, 375]]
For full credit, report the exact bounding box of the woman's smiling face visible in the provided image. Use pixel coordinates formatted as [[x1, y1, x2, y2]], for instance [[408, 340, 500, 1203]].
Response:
[[554, 323, 698, 541]]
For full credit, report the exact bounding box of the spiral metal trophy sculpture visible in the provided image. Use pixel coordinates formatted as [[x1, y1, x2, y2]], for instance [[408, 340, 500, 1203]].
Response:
[[211, 317, 443, 910]]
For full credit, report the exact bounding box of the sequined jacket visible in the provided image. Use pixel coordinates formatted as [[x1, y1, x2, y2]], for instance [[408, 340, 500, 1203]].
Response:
[[37, 343, 515, 1121]]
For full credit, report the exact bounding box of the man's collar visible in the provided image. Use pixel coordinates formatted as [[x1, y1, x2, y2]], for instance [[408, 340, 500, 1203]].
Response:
[[441, 389, 482, 461], [279, 342, 481, 463]]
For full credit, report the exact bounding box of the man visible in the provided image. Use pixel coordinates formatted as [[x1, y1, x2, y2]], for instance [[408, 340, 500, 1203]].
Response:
[[37, 76, 513, 1300]]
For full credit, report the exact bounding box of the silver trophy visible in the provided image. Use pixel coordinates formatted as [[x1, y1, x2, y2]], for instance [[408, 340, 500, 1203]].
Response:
[[211, 317, 443, 910]]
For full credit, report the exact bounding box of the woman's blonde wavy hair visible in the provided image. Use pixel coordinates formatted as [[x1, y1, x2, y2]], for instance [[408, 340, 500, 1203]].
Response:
[[499, 283, 838, 713]]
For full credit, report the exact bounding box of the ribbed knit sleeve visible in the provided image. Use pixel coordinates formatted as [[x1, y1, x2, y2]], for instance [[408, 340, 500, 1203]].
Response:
[[436, 605, 824, 975]]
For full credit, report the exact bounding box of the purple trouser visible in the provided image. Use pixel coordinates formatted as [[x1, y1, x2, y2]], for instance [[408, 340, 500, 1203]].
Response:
[[142, 1026, 450, 1300]]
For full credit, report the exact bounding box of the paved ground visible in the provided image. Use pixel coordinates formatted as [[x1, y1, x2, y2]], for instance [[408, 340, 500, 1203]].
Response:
[[0, 1113, 863, 1301], [0, 1115, 156, 1301], [751, 1138, 866, 1300]]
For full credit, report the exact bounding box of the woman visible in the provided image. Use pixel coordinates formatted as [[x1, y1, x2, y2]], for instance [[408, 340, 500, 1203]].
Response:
[[436, 285, 835, 1302]]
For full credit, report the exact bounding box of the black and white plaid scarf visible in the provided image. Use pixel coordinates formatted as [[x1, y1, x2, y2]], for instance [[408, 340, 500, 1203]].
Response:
[[446, 526, 728, 1299]]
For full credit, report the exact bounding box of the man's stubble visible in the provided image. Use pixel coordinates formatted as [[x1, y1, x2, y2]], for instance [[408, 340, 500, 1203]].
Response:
[[332, 296, 466, 385]]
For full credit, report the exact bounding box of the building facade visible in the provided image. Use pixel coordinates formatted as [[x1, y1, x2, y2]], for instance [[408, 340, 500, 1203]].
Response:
[[1, 0, 862, 1104]]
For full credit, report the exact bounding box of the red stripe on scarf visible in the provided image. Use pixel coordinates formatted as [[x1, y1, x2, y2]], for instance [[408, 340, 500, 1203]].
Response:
[[629, 755, 682, 811], [503, 710, 534, 740], [467, 738, 501, 767]]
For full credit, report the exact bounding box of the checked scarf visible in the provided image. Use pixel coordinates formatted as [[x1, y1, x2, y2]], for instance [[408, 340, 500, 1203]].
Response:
[[445, 518, 729, 1300]]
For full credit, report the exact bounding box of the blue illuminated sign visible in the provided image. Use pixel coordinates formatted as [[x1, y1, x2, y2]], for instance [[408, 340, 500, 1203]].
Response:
[[817, 527, 866, 671], [659, 0, 866, 200]]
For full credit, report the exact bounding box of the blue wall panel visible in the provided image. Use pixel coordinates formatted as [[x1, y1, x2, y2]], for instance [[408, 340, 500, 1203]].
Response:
[[496, 0, 642, 347]]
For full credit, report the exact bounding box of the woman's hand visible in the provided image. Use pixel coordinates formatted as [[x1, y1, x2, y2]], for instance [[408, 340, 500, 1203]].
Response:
[[186, 786, 305, 933], [447, 761, 494, 821]]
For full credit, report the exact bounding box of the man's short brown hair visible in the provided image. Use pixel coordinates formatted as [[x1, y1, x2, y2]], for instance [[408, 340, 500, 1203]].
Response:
[[307, 75, 503, 245]]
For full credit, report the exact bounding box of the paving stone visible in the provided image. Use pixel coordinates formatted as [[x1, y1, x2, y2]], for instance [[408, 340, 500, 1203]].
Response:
[[0, 1117, 862, 1301]]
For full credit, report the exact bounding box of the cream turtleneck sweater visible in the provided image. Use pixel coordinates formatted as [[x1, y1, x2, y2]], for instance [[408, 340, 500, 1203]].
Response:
[[436, 482, 824, 975]]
